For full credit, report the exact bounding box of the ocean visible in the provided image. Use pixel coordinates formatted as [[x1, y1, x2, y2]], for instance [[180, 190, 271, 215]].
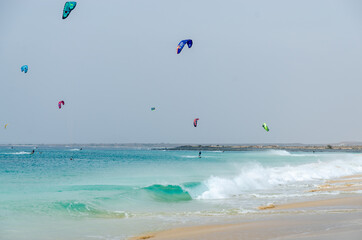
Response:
[[1, 146, 362, 240]]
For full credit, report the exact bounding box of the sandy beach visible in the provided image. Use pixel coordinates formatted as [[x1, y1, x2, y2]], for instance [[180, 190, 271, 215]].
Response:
[[131, 174, 362, 240]]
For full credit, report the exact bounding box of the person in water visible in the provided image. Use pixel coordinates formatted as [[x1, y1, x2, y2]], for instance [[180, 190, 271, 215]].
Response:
[[199, 151, 202, 158], [30, 150, 35, 155]]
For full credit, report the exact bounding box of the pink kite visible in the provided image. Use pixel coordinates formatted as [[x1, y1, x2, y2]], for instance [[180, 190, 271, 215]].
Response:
[[58, 101, 65, 109], [193, 118, 199, 127]]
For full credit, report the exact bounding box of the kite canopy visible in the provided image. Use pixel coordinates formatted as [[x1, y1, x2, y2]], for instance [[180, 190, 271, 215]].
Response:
[[151, 107, 156, 111], [193, 118, 199, 127], [63, 2, 77, 19], [4, 124, 8, 129], [21, 65, 28, 73], [262, 123, 269, 132], [177, 39, 193, 54], [58, 100, 65, 109]]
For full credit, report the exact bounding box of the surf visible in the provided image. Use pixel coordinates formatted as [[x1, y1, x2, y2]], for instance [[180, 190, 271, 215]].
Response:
[[198, 155, 362, 199]]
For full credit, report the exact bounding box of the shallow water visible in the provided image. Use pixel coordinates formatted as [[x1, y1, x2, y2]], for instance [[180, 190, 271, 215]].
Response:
[[1, 147, 362, 239]]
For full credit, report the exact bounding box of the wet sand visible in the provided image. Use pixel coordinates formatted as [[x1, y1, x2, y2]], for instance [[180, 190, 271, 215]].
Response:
[[131, 213, 362, 240], [308, 174, 362, 192], [130, 175, 362, 240]]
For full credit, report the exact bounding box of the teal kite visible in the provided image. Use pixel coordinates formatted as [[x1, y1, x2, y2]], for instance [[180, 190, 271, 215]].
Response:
[[151, 107, 156, 111], [63, 2, 77, 19], [21, 65, 28, 73]]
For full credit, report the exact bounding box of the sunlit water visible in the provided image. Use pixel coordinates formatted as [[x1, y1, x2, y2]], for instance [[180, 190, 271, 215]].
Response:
[[1, 147, 362, 239]]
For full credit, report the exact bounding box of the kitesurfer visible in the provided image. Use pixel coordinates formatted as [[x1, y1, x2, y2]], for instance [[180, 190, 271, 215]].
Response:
[[199, 151, 202, 158]]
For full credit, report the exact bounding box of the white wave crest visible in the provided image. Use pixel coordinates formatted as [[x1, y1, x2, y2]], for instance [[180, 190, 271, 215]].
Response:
[[267, 150, 292, 156], [266, 150, 313, 157], [182, 155, 199, 158], [9, 151, 31, 155], [198, 157, 362, 199]]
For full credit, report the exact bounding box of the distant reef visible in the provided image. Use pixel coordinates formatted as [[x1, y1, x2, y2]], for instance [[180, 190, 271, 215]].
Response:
[[166, 144, 362, 152]]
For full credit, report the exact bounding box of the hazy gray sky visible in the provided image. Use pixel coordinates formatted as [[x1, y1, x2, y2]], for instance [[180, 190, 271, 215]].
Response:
[[1, 0, 362, 144]]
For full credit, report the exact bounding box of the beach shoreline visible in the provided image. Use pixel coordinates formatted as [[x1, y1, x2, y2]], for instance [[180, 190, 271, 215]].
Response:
[[130, 174, 362, 240]]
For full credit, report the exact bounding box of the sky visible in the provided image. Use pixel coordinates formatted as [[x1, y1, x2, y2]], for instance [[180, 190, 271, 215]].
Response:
[[1, 0, 362, 144]]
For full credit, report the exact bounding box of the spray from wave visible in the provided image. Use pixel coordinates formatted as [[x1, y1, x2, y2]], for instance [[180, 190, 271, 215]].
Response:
[[198, 155, 362, 199], [266, 149, 316, 157], [69, 149, 80, 151], [4, 151, 31, 155]]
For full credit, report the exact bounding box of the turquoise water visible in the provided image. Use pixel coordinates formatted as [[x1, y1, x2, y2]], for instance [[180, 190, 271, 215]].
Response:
[[1, 147, 362, 239]]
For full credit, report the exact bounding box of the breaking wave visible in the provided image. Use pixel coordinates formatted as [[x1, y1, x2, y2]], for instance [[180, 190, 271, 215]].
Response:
[[197, 156, 362, 199], [6, 151, 31, 155], [142, 184, 192, 202]]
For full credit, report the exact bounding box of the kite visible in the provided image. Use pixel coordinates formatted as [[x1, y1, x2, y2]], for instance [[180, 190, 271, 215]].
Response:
[[63, 2, 77, 19], [58, 101, 65, 109], [193, 118, 199, 127], [177, 39, 193, 54], [262, 123, 269, 132], [21, 65, 28, 73]]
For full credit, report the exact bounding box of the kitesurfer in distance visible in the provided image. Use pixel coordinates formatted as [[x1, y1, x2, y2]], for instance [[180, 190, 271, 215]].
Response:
[[30, 150, 35, 155], [199, 151, 202, 158]]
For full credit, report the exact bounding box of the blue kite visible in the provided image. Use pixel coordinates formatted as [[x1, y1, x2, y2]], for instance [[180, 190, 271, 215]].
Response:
[[21, 65, 28, 73], [177, 39, 193, 54], [63, 2, 77, 19]]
